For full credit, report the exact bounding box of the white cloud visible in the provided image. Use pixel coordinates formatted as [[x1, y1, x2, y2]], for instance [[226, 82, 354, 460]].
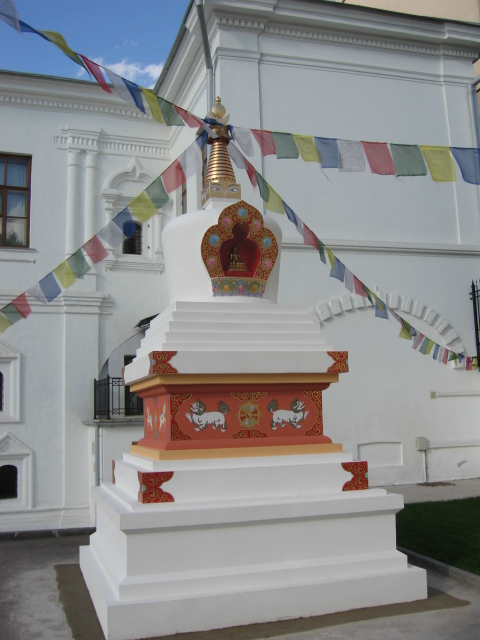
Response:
[[77, 57, 163, 89]]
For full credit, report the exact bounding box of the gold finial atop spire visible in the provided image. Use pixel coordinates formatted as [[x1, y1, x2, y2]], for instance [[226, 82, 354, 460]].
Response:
[[211, 96, 226, 119], [202, 98, 241, 206]]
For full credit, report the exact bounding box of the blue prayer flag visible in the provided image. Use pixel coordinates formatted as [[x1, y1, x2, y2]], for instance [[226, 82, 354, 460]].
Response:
[[330, 257, 345, 282], [283, 202, 299, 227], [450, 147, 480, 185], [315, 137, 339, 169], [112, 208, 136, 238], [375, 298, 388, 319], [39, 272, 62, 302]]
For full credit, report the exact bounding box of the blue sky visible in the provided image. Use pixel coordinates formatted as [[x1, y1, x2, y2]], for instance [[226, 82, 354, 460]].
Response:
[[0, 0, 192, 87]]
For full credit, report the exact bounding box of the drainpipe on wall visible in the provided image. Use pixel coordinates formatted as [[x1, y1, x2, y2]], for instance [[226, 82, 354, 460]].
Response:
[[470, 76, 480, 148], [196, 0, 214, 113]]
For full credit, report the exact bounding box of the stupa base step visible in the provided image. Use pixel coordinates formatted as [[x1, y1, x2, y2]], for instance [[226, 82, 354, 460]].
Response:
[[80, 481, 427, 640]]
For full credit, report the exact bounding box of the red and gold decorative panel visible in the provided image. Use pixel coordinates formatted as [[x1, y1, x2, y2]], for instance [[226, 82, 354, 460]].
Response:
[[341, 461, 369, 491], [149, 351, 178, 375], [327, 351, 349, 373], [138, 471, 175, 503], [201, 200, 278, 298], [136, 384, 332, 452]]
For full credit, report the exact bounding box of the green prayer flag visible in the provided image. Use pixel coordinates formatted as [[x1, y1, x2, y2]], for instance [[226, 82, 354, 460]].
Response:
[[317, 239, 327, 264], [54, 261, 77, 289], [141, 88, 164, 123], [419, 337, 431, 355], [145, 176, 169, 209], [293, 135, 320, 162], [390, 144, 427, 176], [67, 249, 90, 278], [448, 351, 458, 362], [157, 97, 184, 126], [271, 133, 299, 159], [364, 287, 375, 306], [129, 191, 158, 223], [0, 312, 12, 333], [256, 173, 270, 203], [0, 303, 23, 325]]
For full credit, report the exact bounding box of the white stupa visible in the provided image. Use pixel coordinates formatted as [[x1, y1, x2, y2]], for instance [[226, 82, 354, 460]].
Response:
[[80, 99, 427, 640]]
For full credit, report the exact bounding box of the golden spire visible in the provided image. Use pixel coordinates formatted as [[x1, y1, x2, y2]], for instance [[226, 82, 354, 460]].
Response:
[[202, 97, 241, 206]]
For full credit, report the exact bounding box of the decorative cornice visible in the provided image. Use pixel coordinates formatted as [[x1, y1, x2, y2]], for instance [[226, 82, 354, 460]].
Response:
[[263, 24, 478, 60], [282, 240, 480, 258], [0, 291, 112, 315], [55, 128, 170, 158], [0, 91, 152, 121]]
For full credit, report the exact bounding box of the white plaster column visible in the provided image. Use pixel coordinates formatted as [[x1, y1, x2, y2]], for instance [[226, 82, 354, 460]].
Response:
[[66, 150, 82, 256], [84, 151, 98, 242]]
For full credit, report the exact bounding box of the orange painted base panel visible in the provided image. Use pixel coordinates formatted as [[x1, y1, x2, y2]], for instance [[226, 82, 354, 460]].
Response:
[[135, 382, 335, 453]]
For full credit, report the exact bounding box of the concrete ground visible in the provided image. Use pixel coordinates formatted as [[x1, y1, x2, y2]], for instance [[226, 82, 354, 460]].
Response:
[[1, 479, 479, 640]]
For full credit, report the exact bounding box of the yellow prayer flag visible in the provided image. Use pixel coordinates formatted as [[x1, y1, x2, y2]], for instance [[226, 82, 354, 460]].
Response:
[[0, 313, 12, 333], [420, 146, 456, 182], [40, 31, 85, 68], [399, 327, 412, 340], [425, 340, 435, 355], [141, 87, 164, 124], [326, 247, 335, 270], [129, 191, 158, 223], [53, 261, 76, 289], [293, 135, 319, 163], [265, 187, 285, 214]]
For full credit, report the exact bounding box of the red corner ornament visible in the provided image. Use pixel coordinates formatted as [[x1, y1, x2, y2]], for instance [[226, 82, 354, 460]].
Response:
[[327, 351, 349, 373], [149, 351, 178, 375], [138, 471, 175, 503], [341, 461, 369, 491]]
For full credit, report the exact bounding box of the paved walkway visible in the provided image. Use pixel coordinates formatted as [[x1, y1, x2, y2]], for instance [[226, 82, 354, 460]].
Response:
[[0, 479, 479, 640]]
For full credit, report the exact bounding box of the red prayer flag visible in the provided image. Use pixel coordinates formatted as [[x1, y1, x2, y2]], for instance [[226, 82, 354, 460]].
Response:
[[362, 142, 396, 176], [12, 293, 31, 318], [353, 276, 367, 297], [466, 357, 473, 371], [302, 223, 318, 248], [83, 235, 108, 263], [251, 129, 276, 156], [162, 159, 186, 193], [79, 55, 112, 93], [244, 158, 257, 189], [173, 105, 204, 128], [442, 349, 449, 364]]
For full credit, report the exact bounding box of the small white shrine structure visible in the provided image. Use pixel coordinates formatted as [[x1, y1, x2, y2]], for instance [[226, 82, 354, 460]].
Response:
[[80, 108, 426, 640]]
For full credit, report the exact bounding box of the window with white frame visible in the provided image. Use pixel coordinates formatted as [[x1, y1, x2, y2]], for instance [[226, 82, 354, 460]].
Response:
[[0, 154, 31, 248]]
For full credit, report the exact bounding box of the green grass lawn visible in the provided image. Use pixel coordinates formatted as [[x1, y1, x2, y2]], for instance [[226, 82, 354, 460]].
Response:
[[396, 497, 480, 576]]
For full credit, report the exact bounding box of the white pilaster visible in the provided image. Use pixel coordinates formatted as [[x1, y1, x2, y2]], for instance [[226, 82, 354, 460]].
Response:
[[66, 150, 82, 256], [84, 151, 98, 242]]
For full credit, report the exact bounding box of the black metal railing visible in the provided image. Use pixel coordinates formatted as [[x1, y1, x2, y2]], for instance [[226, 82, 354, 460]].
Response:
[[471, 280, 480, 368], [94, 376, 143, 419]]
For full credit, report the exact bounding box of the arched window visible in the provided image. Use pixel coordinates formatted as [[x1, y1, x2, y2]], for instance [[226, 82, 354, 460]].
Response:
[[122, 222, 142, 255], [0, 464, 18, 500]]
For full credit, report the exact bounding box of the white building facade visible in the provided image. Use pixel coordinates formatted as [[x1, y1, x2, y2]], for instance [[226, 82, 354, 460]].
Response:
[[1, 0, 480, 532]]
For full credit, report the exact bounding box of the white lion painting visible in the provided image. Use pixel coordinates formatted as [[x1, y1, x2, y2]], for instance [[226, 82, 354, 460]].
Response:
[[185, 399, 230, 433], [267, 398, 309, 429]]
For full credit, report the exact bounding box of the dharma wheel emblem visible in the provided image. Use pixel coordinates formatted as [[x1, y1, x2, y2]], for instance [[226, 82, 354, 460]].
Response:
[[237, 403, 261, 427]]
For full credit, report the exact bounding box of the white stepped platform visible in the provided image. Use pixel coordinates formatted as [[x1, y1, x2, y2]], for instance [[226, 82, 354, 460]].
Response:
[[80, 452, 427, 640], [124, 301, 336, 384]]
